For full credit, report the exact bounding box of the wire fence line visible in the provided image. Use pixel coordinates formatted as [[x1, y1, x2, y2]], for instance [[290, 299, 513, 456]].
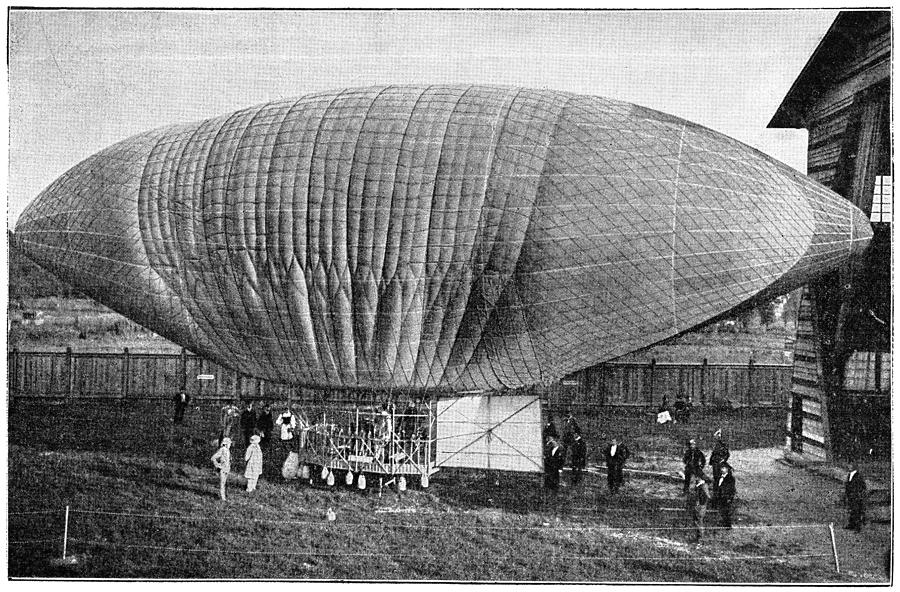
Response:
[[8, 507, 836, 561], [66, 538, 835, 563], [9, 536, 833, 565], [12, 506, 831, 533]]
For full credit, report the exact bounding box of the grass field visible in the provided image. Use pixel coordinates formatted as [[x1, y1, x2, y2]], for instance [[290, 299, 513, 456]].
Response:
[[9, 298, 180, 353], [8, 399, 887, 582], [7, 294, 887, 582]]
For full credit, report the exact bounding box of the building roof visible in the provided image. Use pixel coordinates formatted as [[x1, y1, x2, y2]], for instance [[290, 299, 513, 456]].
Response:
[[769, 10, 891, 129]]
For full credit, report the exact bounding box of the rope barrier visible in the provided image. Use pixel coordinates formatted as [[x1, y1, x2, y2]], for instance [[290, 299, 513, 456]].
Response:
[[9, 506, 830, 562], [564, 553, 833, 562], [70, 539, 430, 558], [18, 502, 719, 518], [10, 505, 836, 575], [66, 508, 828, 532], [64, 538, 833, 563], [69, 509, 218, 521]]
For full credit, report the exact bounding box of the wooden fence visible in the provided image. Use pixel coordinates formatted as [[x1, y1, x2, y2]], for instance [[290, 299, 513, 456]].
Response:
[[6, 348, 790, 408], [544, 359, 790, 409]]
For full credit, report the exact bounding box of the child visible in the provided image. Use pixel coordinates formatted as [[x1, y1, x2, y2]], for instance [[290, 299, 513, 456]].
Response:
[[245, 434, 263, 492], [211, 437, 232, 500]]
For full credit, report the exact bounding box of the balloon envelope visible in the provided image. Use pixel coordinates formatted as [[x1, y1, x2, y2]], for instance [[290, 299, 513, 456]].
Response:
[[15, 85, 872, 391]]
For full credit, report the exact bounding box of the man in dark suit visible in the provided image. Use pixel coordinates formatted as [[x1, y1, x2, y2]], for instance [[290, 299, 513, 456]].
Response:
[[845, 461, 867, 532], [544, 437, 563, 491], [562, 413, 582, 444], [562, 412, 582, 467], [255, 403, 273, 447], [682, 438, 706, 494], [240, 400, 256, 446], [569, 431, 587, 485], [686, 476, 710, 542], [716, 464, 736, 527], [173, 391, 190, 423], [710, 429, 730, 502], [543, 414, 560, 443], [605, 438, 630, 493]]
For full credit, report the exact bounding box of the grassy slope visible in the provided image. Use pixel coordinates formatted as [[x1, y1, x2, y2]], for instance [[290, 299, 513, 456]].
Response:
[[8, 400, 869, 582]]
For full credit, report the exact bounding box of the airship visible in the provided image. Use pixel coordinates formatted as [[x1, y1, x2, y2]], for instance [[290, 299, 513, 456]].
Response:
[[14, 85, 872, 392]]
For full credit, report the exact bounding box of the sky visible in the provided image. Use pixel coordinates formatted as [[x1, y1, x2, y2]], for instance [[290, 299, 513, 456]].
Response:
[[6, 8, 840, 227]]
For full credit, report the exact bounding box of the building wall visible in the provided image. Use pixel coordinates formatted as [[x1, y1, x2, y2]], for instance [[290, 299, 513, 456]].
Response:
[[783, 11, 891, 461]]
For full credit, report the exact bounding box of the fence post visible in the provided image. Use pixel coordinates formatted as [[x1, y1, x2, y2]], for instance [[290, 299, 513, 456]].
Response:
[[62, 505, 70, 560], [10, 347, 19, 395], [17, 349, 26, 395], [648, 359, 656, 407], [196, 358, 204, 400], [121, 347, 130, 399], [180, 348, 188, 393], [874, 351, 882, 394], [700, 358, 708, 406], [211, 363, 219, 400], [598, 365, 607, 406], [828, 522, 840, 573], [65, 347, 74, 398], [747, 358, 754, 407]]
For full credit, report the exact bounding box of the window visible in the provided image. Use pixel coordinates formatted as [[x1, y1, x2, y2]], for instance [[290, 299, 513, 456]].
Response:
[[871, 175, 892, 223]]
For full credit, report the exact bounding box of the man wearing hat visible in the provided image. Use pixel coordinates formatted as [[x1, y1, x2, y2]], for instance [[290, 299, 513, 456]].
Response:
[[543, 414, 560, 443], [569, 431, 587, 485], [717, 464, 737, 528], [173, 391, 191, 424], [562, 412, 582, 443], [211, 437, 233, 501], [255, 402, 274, 473], [710, 429, 730, 502], [844, 461, 867, 532], [682, 438, 706, 494], [544, 437, 564, 491], [604, 437, 630, 493], [244, 434, 263, 492], [562, 411, 582, 468], [686, 475, 710, 542], [240, 400, 256, 446]]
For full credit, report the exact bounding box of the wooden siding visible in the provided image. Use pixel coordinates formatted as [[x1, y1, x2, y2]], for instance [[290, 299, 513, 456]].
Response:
[[787, 291, 832, 460], [802, 22, 889, 191]]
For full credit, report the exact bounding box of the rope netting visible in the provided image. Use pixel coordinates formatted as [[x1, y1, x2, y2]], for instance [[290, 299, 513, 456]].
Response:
[[14, 85, 871, 393]]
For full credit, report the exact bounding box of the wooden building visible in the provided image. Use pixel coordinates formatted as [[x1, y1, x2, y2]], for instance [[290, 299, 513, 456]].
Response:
[[769, 10, 891, 460]]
